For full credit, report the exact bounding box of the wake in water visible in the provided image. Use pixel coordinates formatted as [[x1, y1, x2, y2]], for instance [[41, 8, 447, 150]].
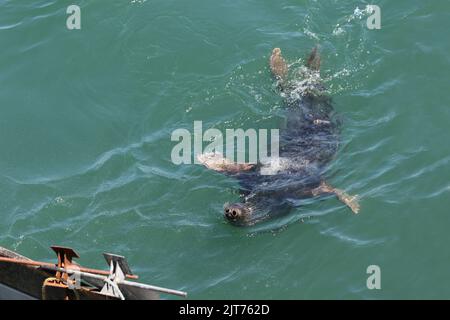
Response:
[[299, 2, 378, 96]]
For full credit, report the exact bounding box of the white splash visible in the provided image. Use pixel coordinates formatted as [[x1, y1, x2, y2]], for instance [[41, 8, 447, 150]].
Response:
[[332, 5, 376, 36]]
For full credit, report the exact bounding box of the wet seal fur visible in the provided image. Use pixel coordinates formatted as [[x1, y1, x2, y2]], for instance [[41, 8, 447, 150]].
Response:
[[198, 47, 359, 226]]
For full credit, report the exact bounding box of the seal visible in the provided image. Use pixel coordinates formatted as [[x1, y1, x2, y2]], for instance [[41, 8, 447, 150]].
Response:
[[197, 47, 359, 226]]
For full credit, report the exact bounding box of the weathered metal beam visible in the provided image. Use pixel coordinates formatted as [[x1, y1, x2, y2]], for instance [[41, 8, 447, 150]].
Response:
[[0, 256, 138, 280], [38, 264, 188, 298]]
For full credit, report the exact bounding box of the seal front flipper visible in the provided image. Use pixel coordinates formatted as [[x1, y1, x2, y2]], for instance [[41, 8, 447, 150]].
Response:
[[306, 46, 320, 71], [197, 152, 255, 174], [312, 181, 360, 214], [335, 188, 360, 214]]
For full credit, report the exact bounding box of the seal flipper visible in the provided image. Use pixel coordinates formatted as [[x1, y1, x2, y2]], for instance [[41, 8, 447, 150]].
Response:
[[270, 48, 288, 81], [197, 152, 255, 174], [311, 181, 360, 214], [306, 46, 320, 71]]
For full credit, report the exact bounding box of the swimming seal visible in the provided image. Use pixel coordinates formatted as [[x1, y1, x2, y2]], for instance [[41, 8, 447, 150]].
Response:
[[198, 47, 359, 226]]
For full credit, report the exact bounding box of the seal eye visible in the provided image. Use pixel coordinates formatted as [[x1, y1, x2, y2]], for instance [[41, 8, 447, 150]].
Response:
[[225, 208, 230, 213], [231, 210, 237, 217]]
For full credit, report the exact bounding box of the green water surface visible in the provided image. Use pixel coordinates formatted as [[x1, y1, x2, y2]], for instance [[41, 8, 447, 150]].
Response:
[[1, 0, 450, 299]]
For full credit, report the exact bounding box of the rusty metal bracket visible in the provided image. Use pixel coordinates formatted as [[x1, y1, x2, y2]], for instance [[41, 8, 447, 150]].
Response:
[[50, 245, 80, 282]]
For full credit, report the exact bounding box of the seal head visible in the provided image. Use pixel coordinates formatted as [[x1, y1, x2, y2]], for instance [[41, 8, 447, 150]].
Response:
[[223, 202, 250, 225]]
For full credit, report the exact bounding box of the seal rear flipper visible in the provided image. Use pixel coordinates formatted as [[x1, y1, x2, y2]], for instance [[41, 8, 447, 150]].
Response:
[[269, 48, 288, 81], [306, 46, 320, 71]]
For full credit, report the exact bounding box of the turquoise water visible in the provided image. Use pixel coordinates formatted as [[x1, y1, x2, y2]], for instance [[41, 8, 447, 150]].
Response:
[[1, 0, 450, 299]]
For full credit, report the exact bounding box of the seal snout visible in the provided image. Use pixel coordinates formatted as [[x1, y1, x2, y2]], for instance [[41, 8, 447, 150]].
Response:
[[223, 203, 245, 221], [224, 204, 239, 220]]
